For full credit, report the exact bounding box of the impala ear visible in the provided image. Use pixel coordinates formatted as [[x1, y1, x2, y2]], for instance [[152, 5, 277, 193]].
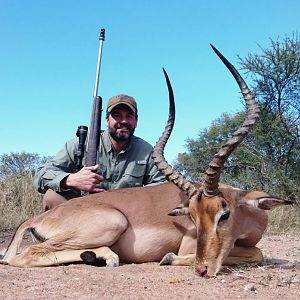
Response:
[[257, 197, 294, 210], [240, 197, 294, 210], [168, 204, 189, 216]]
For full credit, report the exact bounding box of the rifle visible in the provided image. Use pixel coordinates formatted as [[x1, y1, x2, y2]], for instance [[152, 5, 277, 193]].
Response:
[[74, 28, 106, 171]]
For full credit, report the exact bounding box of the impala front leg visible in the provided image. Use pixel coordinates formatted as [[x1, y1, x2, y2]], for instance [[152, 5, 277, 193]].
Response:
[[160, 253, 195, 266], [224, 246, 263, 266]]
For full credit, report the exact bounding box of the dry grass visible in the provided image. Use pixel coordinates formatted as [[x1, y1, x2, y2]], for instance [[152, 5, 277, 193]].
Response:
[[267, 204, 300, 234], [0, 172, 43, 231]]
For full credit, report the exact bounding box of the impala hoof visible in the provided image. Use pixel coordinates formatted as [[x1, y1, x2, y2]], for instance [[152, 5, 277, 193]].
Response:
[[105, 253, 119, 267], [106, 260, 119, 268], [160, 253, 176, 265], [0, 259, 8, 265]]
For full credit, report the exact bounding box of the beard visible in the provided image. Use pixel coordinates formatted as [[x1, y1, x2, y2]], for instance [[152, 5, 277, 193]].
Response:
[[108, 123, 135, 142]]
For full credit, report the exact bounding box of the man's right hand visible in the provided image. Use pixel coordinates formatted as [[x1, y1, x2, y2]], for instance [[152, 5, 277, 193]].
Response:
[[62, 164, 105, 193]]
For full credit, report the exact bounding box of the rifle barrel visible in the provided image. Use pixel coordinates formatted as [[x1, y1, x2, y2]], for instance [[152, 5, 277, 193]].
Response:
[[93, 28, 105, 99], [85, 28, 105, 167]]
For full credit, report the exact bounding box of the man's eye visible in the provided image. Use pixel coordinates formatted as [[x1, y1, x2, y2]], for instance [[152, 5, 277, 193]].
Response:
[[218, 210, 230, 224], [111, 114, 120, 119]]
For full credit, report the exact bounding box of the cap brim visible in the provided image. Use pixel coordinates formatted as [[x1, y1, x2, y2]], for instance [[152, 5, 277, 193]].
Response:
[[107, 102, 137, 114]]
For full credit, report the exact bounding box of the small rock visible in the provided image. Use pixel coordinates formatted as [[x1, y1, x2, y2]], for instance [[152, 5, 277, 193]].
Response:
[[244, 283, 256, 292]]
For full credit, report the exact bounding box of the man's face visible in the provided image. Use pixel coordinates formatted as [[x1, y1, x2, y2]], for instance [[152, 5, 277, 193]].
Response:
[[106, 104, 137, 142]]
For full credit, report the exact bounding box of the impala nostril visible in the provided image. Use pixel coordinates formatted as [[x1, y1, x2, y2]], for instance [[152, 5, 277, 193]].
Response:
[[201, 266, 208, 277], [195, 264, 208, 277]]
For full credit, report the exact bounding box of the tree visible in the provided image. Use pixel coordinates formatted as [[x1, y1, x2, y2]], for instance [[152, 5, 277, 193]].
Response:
[[239, 33, 300, 175], [174, 34, 300, 201], [0, 152, 50, 177]]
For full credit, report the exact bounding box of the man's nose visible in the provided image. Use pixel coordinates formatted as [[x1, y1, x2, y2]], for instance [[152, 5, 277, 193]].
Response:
[[119, 117, 128, 123]]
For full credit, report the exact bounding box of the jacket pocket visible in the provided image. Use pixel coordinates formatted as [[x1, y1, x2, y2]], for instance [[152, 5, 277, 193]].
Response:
[[123, 163, 146, 187]]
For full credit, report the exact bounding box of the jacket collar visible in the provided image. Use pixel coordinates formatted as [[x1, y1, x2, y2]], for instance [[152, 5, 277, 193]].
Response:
[[101, 130, 134, 154]]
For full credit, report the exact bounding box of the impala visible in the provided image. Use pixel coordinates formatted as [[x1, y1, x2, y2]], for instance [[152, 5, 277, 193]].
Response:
[[1, 45, 292, 277]]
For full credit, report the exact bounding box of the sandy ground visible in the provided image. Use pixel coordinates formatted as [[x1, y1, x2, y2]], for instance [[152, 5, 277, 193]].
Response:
[[0, 232, 299, 300]]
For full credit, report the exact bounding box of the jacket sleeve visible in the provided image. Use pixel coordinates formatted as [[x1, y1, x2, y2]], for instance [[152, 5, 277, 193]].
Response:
[[33, 138, 79, 193]]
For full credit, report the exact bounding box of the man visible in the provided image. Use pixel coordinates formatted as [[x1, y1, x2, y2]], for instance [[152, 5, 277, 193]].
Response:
[[33, 94, 166, 211]]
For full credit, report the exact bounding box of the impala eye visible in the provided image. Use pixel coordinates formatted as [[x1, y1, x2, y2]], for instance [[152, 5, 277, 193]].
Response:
[[218, 210, 230, 224]]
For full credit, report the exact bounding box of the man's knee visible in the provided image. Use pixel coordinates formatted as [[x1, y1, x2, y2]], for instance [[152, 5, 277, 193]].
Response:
[[42, 189, 80, 211]]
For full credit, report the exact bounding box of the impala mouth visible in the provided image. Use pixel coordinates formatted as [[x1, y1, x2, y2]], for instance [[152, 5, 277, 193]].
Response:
[[195, 264, 208, 277], [201, 268, 208, 277]]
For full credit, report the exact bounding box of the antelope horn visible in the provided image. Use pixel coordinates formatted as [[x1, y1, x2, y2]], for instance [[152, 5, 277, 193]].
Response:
[[203, 44, 260, 196], [152, 68, 198, 200]]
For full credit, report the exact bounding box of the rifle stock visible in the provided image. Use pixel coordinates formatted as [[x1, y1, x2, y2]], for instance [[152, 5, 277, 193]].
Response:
[[85, 96, 102, 166]]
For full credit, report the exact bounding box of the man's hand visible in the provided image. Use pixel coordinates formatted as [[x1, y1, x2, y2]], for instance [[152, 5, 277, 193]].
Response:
[[63, 164, 105, 193]]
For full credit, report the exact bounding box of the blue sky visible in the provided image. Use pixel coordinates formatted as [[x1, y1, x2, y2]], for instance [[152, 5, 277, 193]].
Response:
[[1, 0, 299, 163]]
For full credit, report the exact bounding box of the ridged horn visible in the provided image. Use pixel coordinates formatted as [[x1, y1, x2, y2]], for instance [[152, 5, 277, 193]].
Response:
[[203, 44, 260, 196], [152, 68, 198, 199]]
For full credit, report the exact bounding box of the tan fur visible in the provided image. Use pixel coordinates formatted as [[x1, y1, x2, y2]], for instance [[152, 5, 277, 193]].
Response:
[[1, 181, 290, 277]]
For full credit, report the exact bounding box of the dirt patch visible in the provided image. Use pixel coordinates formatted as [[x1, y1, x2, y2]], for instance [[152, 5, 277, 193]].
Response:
[[0, 232, 299, 299]]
